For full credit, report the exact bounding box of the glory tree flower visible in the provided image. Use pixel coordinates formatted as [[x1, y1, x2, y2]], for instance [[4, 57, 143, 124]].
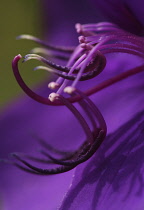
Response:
[[9, 21, 143, 175], [0, 0, 144, 210]]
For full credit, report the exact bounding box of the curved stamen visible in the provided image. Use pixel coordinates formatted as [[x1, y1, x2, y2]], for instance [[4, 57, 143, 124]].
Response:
[[12, 54, 59, 106], [12, 54, 144, 105], [82, 22, 120, 30], [76, 22, 121, 36], [39, 130, 105, 167], [9, 90, 107, 173], [54, 51, 106, 95], [71, 48, 106, 88], [10, 90, 106, 171], [33, 65, 98, 81], [17, 34, 75, 53], [12, 153, 76, 174], [58, 94, 94, 144], [34, 51, 106, 82], [87, 34, 144, 48], [75, 90, 107, 132], [55, 46, 85, 87], [102, 48, 144, 58], [10, 21, 144, 175], [83, 65, 144, 99], [56, 53, 87, 94], [11, 129, 105, 171], [30, 47, 70, 60], [99, 43, 144, 54], [23, 54, 71, 72]]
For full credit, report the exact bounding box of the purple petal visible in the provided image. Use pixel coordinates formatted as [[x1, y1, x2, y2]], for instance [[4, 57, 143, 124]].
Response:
[[0, 85, 85, 209], [89, 0, 144, 35], [60, 110, 144, 210], [1, 0, 144, 209]]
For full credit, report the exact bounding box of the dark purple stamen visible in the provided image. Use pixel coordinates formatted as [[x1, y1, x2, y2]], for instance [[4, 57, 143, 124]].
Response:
[[34, 51, 106, 81], [10, 92, 106, 174], [17, 34, 75, 53]]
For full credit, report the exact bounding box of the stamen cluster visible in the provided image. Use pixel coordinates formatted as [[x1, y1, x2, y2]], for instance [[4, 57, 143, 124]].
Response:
[[6, 22, 144, 174]]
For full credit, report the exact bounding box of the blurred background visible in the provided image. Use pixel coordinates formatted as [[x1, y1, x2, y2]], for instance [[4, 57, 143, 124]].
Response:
[[0, 0, 46, 110]]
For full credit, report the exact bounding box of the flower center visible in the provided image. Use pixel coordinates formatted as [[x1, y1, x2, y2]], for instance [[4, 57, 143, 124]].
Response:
[[10, 22, 144, 174]]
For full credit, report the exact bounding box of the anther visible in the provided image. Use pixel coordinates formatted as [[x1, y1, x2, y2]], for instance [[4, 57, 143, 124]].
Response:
[[80, 43, 93, 50], [75, 23, 82, 33], [78, 36, 85, 43], [64, 86, 76, 94], [48, 82, 60, 89], [48, 93, 60, 102]]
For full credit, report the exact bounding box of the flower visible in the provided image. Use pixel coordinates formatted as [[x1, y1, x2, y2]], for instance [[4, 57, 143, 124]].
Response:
[[0, 0, 144, 210], [10, 20, 143, 174]]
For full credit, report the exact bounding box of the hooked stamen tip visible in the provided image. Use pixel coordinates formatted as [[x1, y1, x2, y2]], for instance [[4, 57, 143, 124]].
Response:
[[16, 34, 33, 40], [17, 54, 22, 59]]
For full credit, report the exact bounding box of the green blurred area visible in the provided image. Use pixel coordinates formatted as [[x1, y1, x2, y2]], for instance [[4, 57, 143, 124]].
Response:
[[0, 0, 46, 109]]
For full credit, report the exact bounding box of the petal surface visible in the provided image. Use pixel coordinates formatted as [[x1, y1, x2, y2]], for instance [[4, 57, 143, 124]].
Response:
[[60, 110, 144, 210]]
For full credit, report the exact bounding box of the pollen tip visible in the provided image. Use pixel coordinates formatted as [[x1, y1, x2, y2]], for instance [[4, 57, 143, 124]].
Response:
[[80, 43, 92, 50], [49, 92, 60, 102], [48, 82, 60, 89], [16, 34, 32, 40], [75, 23, 82, 33], [64, 86, 76, 94], [16, 35, 26, 40], [78, 36, 85, 43], [17, 54, 22, 59]]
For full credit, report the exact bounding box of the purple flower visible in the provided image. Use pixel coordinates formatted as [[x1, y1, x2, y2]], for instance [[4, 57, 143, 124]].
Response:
[[0, 0, 144, 209]]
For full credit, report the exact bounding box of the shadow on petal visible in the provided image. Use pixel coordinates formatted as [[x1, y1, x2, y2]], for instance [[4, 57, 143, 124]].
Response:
[[60, 110, 144, 210]]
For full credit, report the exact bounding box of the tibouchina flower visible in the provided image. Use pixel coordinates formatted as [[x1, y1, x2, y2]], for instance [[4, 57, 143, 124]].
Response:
[[0, 1, 144, 210], [10, 22, 144, 174]]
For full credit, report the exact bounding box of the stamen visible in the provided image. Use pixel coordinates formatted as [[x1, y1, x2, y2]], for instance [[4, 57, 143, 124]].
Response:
[[12, 55, 144, 106], [59, 95, 94, 144], [30, 47, 70, 60], [80, 43, 93, 50], [71, 48, 106, 88], [17, 34, 74, 53], [75, 23, 95, 36], [56, 53, 87, 95], [12, 153, 76, 175], [100, 43, 144, 54], [54, 45, 85, 87], [75, 23, 83, 34], [9, 90, 107, 173], [23, 54, 71, 72], [49, 93, 60, 102], [87, 33, 144, 48], [64, 86, 76, 94], [10, 22, 144, 175], [78, 36, 86, 43], [75, 90, 107, 132], [12, 54, 61, 106], [34, 50, 105, 82], [101, 46, 144, 59], [48, 82, 60, 89], [84, 65, 144, 98]]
